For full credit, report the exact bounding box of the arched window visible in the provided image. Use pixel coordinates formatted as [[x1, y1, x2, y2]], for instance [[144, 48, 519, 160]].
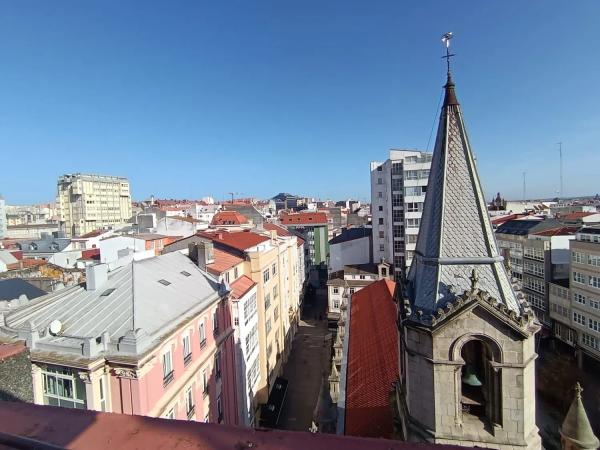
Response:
[[453, 335, 503, 428]]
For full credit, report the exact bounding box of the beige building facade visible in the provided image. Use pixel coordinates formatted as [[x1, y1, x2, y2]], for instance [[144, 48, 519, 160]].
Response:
[[57, 173, 132, 237]]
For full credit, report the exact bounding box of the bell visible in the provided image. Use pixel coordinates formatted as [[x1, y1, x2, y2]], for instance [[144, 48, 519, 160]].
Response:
[[462, 366, 482, 387]]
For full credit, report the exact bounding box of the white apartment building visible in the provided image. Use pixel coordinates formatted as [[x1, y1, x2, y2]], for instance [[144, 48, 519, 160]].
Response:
[[0, 195, 6, 239], [370, 149, 432, 279], [550, 226, 600, 367], [57, 174, 132, 238]]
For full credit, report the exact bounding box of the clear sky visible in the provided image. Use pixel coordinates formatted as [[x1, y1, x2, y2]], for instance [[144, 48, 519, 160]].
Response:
[[1, 1, 599, 204]]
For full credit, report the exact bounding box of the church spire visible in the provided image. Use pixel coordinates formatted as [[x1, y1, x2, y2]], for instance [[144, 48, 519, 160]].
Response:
[[405, 34, 521, 321], [560, 383, 599, 450]]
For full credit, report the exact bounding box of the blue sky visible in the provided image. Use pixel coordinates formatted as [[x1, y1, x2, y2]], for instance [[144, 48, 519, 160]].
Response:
[[1, 1, 599, 204]]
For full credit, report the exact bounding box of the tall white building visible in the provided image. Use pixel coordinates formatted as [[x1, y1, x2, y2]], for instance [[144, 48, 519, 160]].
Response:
[[370, 149, 432, 279], [57, 174, 132, 237], [0, 195, 6, 239]]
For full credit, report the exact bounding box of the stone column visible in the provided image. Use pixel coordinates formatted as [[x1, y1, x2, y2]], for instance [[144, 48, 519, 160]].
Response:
[[31, 364, 44, 405]]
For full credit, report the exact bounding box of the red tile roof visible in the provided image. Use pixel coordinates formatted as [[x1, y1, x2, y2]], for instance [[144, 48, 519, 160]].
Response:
[[133, 233, 170, 241], [346, 278, 398, 438], [211, 211, 249, 226], [562, 212, 597, 220], [206, 248, 245, 275], [75, 229, 107, 239], [0, 400, 467, 450], [263, 223, 305, 247], [280, 212, 328, 226], [533, 226, 579, 237], [229, 275, 256, 300], [197, 230, 270, 252], [0, 341, 27, 360]]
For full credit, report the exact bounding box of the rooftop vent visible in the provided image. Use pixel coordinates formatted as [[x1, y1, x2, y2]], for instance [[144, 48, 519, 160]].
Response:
[[158, 279, 171, 286], [49, 320, 63, 336], [180, 271, 191, 277]]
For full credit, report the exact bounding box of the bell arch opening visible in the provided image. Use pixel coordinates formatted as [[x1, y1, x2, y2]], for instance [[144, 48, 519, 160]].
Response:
[[455, 336, 503, 428]]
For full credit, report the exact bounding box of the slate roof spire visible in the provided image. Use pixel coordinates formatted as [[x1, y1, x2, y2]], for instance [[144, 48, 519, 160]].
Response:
[[405, 36, 521, 320], [560, 382, 599, 450]]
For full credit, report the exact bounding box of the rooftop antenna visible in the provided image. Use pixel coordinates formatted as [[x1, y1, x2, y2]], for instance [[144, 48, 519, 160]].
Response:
[[441, 32, 455, 75], [557, 142, 563, 199], [522, 172, 527, 200]]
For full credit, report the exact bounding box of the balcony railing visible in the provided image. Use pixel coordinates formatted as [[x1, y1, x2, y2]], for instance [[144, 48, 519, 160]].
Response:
[[200, 339, 207, 349], [163, 371, 174, 387], [184, 352, 192, 366], [203, 386, 209, 398]]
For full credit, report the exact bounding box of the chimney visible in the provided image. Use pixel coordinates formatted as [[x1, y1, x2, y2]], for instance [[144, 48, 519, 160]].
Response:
[[189, 239, 214, 271], [270, 230, 278, 244], [86, 263, 108, 291]]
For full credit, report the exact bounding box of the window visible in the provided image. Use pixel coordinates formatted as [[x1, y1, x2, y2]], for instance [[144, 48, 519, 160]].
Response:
[[100, 288, 115, 297], [378, 205, 383, 211], [588, 318, 600, 332], [213, 310, 219, 334], [266, 318, 272, 335], [158, 279, 171, 286], [393, 225, 404, 237], [183, 334, 192, 365], [572, 252, 585, 264], [245, 323, 258, 355], [392, 193, 403, 207], [165, 408, 175, 419], [274, 306, 279, 322], [217, 394, 223, 422], [247, 357, 260, 388], [573, 311, 586, 326], [99, 377, 106, 411], [391, 178, 402, 192], [378, 191, 383, 198], [523, 261, 544, 277], [589, 275, 600, 289], [225, 271, 230, 283], [199, 321, 206, 347], [406, 218, 420, 228], [333, 287, 339, 294], [590, 298, 600, 310], [582, 333, 600, 351], [523, 277, 545, 294], [272, 264, 277, 276], [404, 186, 424, 197], [162, 350, 174, 386], [379, 231, 384, 238], [214, 352, 221, 379], [377, 165, 383, 172], [267, 343, 273, 357], [349, 288, 355, 295], [243, 293, 257, 325], [391, 162, 402, 175], [379, 244, 385, 251], [273, 285, 278, 299], [378, 218, 384, 225], [42, 366, 87, 409], [234, 267, 239, 279], [263, 269, 270, 283], [406, 202, 422, 213], [588, 255, 600, 267], [377, 177, 383, 185], [573, 272, 586, 284], [185, 386, 195, 419], [333, 300, 340, 309], [359, 275, 365, 280], [180, 271, 191, 277], [406, 234, 418, 244], [202, 370, 209, 395], [574, 293, 586, 305], [392, 209, 403, 222], [264, 292, 271, 309]]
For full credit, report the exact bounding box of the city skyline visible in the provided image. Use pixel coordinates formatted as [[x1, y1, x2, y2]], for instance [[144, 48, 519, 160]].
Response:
[[2, 1, 599, 203]]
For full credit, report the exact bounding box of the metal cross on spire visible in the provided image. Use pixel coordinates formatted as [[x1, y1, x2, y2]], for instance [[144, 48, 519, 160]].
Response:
[[441, 32, 455, 74]]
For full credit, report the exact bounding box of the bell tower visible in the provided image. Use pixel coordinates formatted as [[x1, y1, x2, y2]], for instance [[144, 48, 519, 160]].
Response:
[[396, 34, 541, 449]]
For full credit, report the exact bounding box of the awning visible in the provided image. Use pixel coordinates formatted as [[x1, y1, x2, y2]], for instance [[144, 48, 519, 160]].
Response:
[[259, 377, 288, 428]]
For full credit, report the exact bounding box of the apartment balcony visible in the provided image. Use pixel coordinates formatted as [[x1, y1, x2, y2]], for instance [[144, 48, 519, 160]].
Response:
[[186, 406, 195, 420], [163, 371, 174, 387]]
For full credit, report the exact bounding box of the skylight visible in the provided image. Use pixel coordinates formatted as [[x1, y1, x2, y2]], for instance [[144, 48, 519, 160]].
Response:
[[158, 279, 171, 286], [100, 288, 116, 297], [180, 271, 191, 277]]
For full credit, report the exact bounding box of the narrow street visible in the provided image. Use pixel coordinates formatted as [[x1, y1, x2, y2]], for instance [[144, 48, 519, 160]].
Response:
[[278, 285, 332, 431]]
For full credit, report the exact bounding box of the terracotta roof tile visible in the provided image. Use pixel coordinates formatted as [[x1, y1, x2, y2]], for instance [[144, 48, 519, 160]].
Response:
[[346, 278, 398, 438], [533, 226, 579, 236], [562, 212, 597, 220], [229, 275, 256, 300], [211, 211, 249, 226], [280, 212, 328, 225], [197, 230, 270, 252], [206, 248, 245, 275]]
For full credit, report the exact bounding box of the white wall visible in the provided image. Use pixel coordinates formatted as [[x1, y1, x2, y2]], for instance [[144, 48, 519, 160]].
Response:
[[99, 236, 146, 264], [329, 236, 371, 273]]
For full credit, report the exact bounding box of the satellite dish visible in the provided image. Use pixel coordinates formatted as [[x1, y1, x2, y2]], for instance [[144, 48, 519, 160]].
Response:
[[49, 320, 63, 336]]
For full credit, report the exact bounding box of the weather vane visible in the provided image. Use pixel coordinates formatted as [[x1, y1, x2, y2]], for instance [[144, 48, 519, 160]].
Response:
[[441, 32, 455, 74]]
